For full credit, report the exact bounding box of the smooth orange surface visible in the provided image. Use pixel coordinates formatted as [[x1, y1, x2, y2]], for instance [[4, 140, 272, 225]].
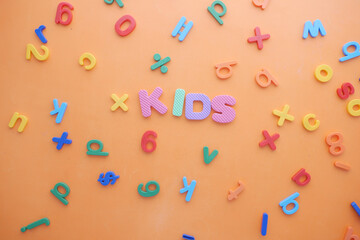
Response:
[[1, 0, 360, 239]]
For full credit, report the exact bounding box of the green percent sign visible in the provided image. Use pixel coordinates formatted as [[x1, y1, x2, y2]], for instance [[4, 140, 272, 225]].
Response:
[[138, 181, 160, 197], [87, 140, 109, 156], [104, 0, 123, 8]]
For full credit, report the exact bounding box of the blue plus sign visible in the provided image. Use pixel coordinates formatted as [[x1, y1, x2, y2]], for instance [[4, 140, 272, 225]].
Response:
[[52, 132, 72, 150]]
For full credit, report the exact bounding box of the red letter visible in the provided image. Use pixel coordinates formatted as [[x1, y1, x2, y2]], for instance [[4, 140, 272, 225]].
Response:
[[115, 15, 136, 37], [337, 82, 354, 100], [55, 2, 74, 25], [291, 168, 311, 186]]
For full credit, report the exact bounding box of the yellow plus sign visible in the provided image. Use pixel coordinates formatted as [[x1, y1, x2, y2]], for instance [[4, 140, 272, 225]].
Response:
[[272, 104, 294, 126], [111, 93, 129, 112]]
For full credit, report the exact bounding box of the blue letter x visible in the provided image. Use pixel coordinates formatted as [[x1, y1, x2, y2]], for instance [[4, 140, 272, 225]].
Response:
[[52, 132, 72, 150]]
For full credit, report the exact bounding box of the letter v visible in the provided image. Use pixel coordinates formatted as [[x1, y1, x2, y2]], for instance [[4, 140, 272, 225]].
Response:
[[203, 146, 218, 164]]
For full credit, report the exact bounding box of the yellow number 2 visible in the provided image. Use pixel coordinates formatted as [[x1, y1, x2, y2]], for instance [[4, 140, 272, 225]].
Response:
[[26, 44, 49, 61]]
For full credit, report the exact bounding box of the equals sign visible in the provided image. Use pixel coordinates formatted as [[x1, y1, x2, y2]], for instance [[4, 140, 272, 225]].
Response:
[[183, 234, 195, 240]]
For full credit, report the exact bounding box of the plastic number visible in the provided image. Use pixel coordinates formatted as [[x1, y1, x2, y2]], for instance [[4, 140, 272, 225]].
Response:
[[115, 15, 136, 37], [325, 132, 345, 156], [141, 130, 157, 153], [26, 44, 49, 61], [137, 181, 160, 197]]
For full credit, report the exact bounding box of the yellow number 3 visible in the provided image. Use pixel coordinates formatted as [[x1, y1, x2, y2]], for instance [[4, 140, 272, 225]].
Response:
[[26, 44, 49, 61]]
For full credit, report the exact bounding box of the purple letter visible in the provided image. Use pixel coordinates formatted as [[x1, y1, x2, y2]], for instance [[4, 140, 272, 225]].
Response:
[[138, 87, 168, 117]]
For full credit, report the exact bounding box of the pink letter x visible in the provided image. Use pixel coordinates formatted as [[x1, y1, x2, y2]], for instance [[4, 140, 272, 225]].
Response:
[[247, 27, 270, 50], [259, 130, 280, 150]]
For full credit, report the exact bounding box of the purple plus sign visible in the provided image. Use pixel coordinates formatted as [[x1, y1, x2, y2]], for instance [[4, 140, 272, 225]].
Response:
[[52, 132, 72, 150]]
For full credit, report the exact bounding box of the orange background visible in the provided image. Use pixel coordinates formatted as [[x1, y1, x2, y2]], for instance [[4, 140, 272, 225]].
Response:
[[1, 0, 360, 239]]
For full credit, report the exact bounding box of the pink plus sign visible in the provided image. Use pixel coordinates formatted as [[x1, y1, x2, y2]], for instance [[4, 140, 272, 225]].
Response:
[[247, 27, 270, 50], [259, 130, 280, 150]]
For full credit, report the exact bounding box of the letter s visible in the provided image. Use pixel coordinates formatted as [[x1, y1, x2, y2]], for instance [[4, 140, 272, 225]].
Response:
[[337, 82, 354, 100], [211, 95, 236, 123]]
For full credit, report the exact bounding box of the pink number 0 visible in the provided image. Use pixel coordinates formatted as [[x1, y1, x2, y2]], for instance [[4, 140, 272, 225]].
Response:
[[141, 131, 157, 153]]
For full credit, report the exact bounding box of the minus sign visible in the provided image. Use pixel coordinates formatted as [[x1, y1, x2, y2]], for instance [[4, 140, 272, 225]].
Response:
[[183, 234, 195, 240], [351, 202, 360, 217], [334, 161, 351, 171], [261, 213, 268, 236]]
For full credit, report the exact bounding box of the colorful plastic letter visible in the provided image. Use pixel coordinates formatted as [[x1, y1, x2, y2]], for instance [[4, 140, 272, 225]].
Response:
[[279, 192, 300, 215], [227, 180, 245, 200], [180, 177, 196, 202], [203, 146, 218, 164], [50, 182, 70, 205], [52, 132, 72, 150], [302, 113, 320, 131], [347, 99, 360, 116], [8, 112, 28, 133], [291, 168, 311, 186], [138, 181, 160, 197], [325, 132, 345, 156], [302, 20, 326, 39], [171, 16, 193, 42], [252, 0, 270, 10], [138, 87, 168, 117], [207, 1, 227, 25], [247, 27, 270, 50], [215, 61, 237, 80], [87, 140, 109, 156], [141, 131, 157, 153], [314, 64, 333, 83], [55, 2, 74, 25], [79, 52, 96, 70], [343, 226, 359, 240], [261, 213, 268, 236], [351, 202, 360, 218], [104, 0, 123, 7], [337, 83, 355, 100], [259, 130, 280, 151], [185, 93, 211, 120], [26, 44, 49, 61], [255, 69, 278, 87], [340, 41, 360, 62], [50, 99, 67, 124], [21, 218, 50, 232], [35, 25, 47, 43], [272, 104, 294, 126], [111, 93, 128, 112], [211, 95, 236, 123], [172, 89, 186, 117], [115, 15, 136, 37]]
